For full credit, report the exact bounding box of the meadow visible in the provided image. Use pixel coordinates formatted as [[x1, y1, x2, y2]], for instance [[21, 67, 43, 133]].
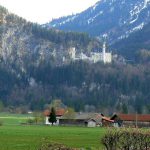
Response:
[[0, 113, 105, 150]]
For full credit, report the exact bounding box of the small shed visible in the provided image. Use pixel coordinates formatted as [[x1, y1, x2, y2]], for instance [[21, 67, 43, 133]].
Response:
[[87, 119, 97, 127]]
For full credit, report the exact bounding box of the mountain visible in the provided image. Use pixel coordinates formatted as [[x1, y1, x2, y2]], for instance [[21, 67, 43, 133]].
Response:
[[0, 5, 101, 107], [45, 0, 150, 43], [0, 5, 150, 114], [0, 5, 100, 71], [112, 21, 150, 60]]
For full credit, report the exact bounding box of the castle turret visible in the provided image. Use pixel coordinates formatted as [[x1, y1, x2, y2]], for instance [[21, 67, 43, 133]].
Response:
[[69, 47, 76, 59], [102, 42, 106, 63]]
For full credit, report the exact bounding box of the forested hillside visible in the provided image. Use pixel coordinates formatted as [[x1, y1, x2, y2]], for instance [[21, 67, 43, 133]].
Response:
[[0, 5, 100, 110], [0, 5, 150, 114], [112, 22, 150, 60], [0, 5, 99, 68], [1, 60, 150, 114]]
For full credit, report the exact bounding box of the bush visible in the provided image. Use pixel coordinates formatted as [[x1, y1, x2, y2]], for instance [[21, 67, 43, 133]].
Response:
[[26, 118, 35, 125], [38, 138, 79, 150], [101, 129, 121, 150], [33, 112, 44, 124], [101, 128, 150, 150]]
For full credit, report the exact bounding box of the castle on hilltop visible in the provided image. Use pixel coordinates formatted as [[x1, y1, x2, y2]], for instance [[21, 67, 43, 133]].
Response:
[[69, 42, 112, 64]]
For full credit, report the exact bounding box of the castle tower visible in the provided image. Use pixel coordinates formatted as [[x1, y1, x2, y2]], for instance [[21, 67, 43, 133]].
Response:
[[102, 42, 106, 63], [69, 47, 76, 59]]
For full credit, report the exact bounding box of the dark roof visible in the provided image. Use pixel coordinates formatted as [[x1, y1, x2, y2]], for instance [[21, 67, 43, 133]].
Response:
[[102, 116, 114, 123], [88, 114, 102, 124], [118, 114, 150, 122], [61, 112, 102, 124], [110, 114, 118, 120]]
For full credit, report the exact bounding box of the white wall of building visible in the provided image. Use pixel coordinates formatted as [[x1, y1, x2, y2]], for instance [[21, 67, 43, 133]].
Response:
[[67, 43, 112, 64], [45, 116, 60, 126], [69, 47, 76, 59], [87, 120, 96, 127], [105, 53, 112, 63]]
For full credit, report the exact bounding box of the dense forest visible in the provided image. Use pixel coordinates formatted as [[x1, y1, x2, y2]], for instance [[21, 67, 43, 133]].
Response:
[[0, 59, 150, 114]]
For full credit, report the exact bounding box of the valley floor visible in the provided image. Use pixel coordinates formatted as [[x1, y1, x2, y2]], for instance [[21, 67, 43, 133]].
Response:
[[0, 113, 105, 150]]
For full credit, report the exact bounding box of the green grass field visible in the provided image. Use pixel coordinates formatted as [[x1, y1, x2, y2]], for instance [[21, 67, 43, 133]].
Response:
[[0, 113, 106, 150], [0, 112, 33, 125]]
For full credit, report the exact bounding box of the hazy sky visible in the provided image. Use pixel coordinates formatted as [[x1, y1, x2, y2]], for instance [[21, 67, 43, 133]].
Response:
[[0, 0, 99, 24]]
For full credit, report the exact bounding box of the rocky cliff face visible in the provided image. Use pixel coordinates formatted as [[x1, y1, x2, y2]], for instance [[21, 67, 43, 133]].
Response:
[[46, 0, 150, 43]]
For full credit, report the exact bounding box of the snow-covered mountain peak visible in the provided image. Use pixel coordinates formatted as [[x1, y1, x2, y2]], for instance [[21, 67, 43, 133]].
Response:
[[45, 0, 150, 43]]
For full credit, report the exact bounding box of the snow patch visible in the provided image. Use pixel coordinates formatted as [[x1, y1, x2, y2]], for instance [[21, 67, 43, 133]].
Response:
[[129, 0, 150, 24], [93, 3, 99, 10], [87, 11, 103, 24], [132, 22, 144, 31], [129, 15, 138, 24], [52, 15, 78, 27], [118, 23, 145, 41], [144, 0, 150, 7]]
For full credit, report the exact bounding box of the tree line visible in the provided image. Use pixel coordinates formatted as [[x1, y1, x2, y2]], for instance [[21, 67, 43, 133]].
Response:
[[0, 60, 150, 114]]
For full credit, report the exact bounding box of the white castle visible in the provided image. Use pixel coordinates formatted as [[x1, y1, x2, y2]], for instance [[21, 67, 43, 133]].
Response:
[[100, 42, 112, 63], [68, 42, 112, 64]]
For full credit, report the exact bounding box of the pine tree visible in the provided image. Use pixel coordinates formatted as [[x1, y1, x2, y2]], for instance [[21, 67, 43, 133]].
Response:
[[48, 107, 57, 125]]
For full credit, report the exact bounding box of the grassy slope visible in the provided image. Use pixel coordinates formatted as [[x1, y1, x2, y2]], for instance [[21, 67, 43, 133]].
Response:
[[0, 113, 105, 150]]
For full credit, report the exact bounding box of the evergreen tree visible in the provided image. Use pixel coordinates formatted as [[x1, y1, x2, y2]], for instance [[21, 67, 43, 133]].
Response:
[[48, 107, 57, 125]]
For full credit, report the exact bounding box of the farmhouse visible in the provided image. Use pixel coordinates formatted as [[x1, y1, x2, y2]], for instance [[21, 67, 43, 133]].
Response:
[[59, 112, 103, 127], [44, 109, 66, 125], [112, 114, 150, 127], [44, 109, 119, 127]]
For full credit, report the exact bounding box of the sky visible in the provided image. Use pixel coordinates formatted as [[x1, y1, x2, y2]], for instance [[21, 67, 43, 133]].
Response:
[[0, 0, 99, 24]]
